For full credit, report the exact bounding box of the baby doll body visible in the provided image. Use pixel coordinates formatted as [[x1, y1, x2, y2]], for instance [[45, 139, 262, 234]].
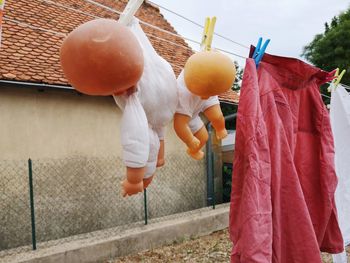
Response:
[[174, 71, 227, 160], [114, 18, 178, 197]]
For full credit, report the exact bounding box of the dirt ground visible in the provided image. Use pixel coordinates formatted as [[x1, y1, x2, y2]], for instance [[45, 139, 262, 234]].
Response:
[[112, 228, 350, 263]]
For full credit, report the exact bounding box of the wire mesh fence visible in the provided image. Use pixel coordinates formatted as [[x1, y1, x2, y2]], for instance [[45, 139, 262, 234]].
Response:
[[0, 154, 208, 256]]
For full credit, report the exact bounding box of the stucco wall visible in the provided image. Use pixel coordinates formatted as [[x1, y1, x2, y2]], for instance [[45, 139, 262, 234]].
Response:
[[0, 85, 184, 159], [0, 85, 207, 251]]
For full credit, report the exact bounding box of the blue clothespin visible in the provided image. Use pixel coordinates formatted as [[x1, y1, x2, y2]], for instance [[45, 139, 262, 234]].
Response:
[[252, 37, 270, 68]]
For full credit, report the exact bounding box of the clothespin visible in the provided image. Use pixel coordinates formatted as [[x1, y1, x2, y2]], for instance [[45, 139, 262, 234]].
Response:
[[334, 69, 346, 87], [327, 68, 346, 92], [0, 0, 5, 48], [118, 0, 144, 26], [252, 37, 270, 68], [200, 17, 216, 51], [0, 0, 5, 24]]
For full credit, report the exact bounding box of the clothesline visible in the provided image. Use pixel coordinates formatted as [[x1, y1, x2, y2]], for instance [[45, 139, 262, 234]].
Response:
[[2, 17, 184, 71], [3, 1, 350, 91], [2, 18, 346, 97], [53, 0, 247, 59], [35, 0, 245, 60], [146, 0, 249, 49]]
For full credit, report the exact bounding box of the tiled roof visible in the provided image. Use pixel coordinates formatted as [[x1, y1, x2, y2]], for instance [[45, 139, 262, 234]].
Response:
[[0, 0, 239, 103], [219, 89, 240, 104]]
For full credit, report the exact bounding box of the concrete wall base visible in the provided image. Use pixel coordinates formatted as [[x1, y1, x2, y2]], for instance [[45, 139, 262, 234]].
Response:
[[3, 204, 229, 263]]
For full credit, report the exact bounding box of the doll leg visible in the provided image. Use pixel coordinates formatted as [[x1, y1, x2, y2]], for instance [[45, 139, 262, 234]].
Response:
[[121, 167, 145, 197], [157, 140, 165, 167], [187, 125, 208, 160], [143, 128, 160, 189], [143, 174, 154, 189], [174, 113, 200, 151], [203, 104, 227, 139]]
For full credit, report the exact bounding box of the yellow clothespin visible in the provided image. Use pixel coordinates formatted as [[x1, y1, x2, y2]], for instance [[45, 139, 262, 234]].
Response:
[[328, 68, 346, 92], [200, 17, 216, 51], [334, 69, 346, 87]]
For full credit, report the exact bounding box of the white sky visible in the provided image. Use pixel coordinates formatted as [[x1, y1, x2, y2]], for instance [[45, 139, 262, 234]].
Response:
[[150, 0, 350, 67]]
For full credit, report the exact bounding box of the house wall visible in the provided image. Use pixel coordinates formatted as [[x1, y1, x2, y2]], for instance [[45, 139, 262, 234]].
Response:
[[0, 85, 186, 159], [0, 85, 207, 250]]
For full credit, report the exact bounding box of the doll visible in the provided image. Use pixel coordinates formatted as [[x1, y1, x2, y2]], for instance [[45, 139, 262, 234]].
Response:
[[112, 17, 178, 197], [60, 17, 178, 197], [174, 50, 236, 160]]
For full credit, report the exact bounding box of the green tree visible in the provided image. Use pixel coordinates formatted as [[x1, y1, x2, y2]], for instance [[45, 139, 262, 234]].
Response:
[[302, 7, 350, 104], [232, 61, 244, 91], [220, 61, 243, 130]]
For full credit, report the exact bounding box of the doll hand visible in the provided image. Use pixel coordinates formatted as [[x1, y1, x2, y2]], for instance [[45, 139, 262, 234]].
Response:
[[121, 179, 144, 197], [215, 128, 228, 140]]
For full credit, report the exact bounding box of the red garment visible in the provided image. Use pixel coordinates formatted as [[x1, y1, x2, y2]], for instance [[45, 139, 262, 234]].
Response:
[[229, 54, 344, 262]]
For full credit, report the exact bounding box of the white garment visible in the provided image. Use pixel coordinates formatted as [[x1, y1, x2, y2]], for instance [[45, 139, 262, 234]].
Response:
[[120, 92, 149, 168], [330, 84, 350, 263], [176, 71, 219, 133], [189, 116, 204, 134], [114, 17, 178, 171], [145, 128, 160, 178]]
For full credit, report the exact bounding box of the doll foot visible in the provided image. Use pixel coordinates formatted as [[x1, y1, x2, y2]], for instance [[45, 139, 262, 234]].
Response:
[[121, 180, 143, 197], [187, 137, 200, 151], [187, 149, 204, 160], [216, 129, 228, 140], [143, 175, 154, 189]]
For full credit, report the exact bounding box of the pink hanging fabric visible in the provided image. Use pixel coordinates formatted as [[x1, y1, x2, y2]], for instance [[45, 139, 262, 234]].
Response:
[[229, 52, 344, 262]]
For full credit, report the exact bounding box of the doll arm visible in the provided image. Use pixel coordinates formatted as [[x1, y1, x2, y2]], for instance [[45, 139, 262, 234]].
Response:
[[173, 113, 200, 150]]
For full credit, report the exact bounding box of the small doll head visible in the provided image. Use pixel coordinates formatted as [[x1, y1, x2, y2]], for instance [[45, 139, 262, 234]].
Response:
[[184, 50, 236, 99]]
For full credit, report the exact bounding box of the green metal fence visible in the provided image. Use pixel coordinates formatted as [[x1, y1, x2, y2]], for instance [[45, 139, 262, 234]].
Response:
[[0, 154, 210, 256]]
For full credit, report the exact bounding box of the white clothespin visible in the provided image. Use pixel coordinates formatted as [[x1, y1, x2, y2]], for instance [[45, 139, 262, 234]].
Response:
[[118, 0, 144, 26]]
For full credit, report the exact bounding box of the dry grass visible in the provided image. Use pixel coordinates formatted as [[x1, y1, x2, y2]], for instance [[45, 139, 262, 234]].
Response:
[[112, 228, 349, 263]]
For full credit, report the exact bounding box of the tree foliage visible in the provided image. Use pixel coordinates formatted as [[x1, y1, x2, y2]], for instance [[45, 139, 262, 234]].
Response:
[[302, 8, 350, 85], [219, 61, 243, 130]]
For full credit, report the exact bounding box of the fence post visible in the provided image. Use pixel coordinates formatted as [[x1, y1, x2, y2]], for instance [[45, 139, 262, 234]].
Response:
[[206, 124, 215, 208], [144, 189, 148, 225], [28, 158, 37, 250]]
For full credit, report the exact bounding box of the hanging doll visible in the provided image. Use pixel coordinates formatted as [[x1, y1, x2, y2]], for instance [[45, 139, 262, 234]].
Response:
[[60, 15, 178, 197], [113, 17, 178, 197], [174, 17, 236, 160]]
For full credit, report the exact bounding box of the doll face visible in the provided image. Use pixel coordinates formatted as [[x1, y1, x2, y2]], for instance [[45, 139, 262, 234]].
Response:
[[183, 50, 236, 99], [60, 18, 144, 96]]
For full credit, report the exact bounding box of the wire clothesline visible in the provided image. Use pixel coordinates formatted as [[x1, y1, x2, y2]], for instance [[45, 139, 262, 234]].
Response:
[[73, 0, 248, 59], [36, 0, 246, 60], [3, 0, 350, 90], [146, 0, 249, 49], [3, 19, 349, 91], [2, 17, 184, 71]]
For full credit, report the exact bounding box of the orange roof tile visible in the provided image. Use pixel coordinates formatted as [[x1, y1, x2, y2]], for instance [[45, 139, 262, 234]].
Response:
[[0, 0, 239, 103], [219, 89, 240, 104]]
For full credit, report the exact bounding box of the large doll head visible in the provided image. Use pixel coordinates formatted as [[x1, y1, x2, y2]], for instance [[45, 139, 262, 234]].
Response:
[[60, 18, 144, 96], [184, 50, 236, 99]]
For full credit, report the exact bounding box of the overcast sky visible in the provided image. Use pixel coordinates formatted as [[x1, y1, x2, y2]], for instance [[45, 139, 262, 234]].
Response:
[[149, 0, 349, 67]]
